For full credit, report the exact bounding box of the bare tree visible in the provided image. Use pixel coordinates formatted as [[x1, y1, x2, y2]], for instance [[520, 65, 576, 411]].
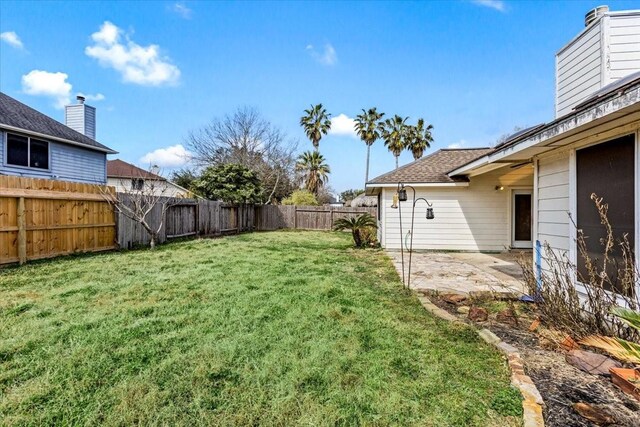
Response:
[[103, 174, 173, 250], [186, 107, 297, 203]]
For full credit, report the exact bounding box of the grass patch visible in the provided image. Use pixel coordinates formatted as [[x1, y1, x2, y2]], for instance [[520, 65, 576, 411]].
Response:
[[0, 231, 521, 426]]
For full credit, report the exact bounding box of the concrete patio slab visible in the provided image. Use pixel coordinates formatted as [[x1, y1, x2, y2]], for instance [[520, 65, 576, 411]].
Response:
[[386, 251, 529, 295]]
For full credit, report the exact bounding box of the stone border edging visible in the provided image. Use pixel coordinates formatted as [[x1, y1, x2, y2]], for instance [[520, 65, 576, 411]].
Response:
[[417, 295, 545, 427]]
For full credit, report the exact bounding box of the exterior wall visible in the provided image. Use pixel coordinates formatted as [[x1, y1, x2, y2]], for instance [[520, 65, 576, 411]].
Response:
[[381, 165, 533, 251], [556, 21, 602, 117], [0, 130, 106, 184], [608, 14, 640, 80], [533, 128, 640, 286], [107, 177, 191, 198], [556, 12, 640, 118], [536, 152, 571, 254]]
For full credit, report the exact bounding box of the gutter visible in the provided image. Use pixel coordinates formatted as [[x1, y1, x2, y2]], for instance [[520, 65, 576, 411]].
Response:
[[0, 123, 118, 154]]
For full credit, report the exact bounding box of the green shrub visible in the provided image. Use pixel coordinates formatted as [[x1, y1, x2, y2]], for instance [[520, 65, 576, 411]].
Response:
[[333, 213, 378, 248], [282, 189, 318, 206]]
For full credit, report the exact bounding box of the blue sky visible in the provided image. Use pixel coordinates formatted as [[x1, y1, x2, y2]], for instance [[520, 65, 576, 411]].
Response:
[[1, 0, 638, 193]]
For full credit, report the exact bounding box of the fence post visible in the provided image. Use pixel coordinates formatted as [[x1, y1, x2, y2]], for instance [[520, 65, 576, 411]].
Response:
[[17, 197, 26, 265], [330, 209, 334, 229], [294, 206, 297, 229]]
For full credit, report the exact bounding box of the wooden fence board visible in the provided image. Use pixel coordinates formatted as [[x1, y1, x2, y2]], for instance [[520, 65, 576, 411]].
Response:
[[2, 176, 377, 265], [0, 176, 117, 265]]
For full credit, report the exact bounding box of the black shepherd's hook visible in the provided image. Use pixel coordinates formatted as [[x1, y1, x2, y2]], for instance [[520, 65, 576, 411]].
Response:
[[392, 183, 435, 289]]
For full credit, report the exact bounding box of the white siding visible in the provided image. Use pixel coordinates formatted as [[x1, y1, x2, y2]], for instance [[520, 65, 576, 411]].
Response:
[[382, 165, 533, 251], [608, 14, 640, 80], [536, 153, 571, 256], [555, 12, 640, 118], [64, 104, 96, 139], [107, 177, 191, 198], [556, 23, 603, 117]]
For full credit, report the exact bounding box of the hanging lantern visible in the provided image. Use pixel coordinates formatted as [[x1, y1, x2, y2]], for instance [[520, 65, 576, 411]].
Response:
[[426, 207, 435, 220], [391, 193, 399, 209], [398, 187, 408, 202]]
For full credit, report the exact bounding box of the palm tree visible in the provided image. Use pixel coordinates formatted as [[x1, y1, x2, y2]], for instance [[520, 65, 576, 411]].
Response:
[[382, 115, 408, 169], [354, 107, 385, 184], [295, 151, 330, 196], [333, 213, 377, 248], [406, 118, 434, 160], [300, 104, 331, 152]]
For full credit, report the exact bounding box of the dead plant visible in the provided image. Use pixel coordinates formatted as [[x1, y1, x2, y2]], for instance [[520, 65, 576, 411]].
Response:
[[520, 193, 640, 342]]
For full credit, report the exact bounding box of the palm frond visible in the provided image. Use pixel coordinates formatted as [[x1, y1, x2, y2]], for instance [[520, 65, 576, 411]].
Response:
[[611, 307, 640, 332], [580, 335, 640, 364]]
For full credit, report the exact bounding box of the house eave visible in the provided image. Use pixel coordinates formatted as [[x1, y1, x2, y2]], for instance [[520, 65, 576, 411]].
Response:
[[448, 84, 640, 177], [365, 181, 469, 195], [0, 123, 118, 154]]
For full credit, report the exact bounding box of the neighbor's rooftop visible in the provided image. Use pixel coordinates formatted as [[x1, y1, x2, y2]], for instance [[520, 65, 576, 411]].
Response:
[[107, 159, 164, 180]]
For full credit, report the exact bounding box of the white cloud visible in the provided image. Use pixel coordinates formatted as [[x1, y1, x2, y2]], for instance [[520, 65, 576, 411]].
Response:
[[85, 21, 181, 86], [306, 43, 337, 66], [447, 140, 468, 149], [471, 0, 506, 12], [140, 144, 191, 168], [329, 114, 357, 138], [21, 70, 72, 109], [77, 92, 106, 102], [1, 31, 24, 49], [171, 2, 193, 19]]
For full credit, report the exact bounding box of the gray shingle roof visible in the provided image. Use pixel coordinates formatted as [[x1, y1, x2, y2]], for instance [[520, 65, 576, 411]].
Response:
[[0, 92, 116, 153], [367, 148, 494, 185]]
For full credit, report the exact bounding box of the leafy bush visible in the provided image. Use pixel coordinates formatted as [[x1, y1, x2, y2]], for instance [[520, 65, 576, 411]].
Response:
[[333, 213, 377, 248], [282, 189, 318, 206], [192, 163, 263, 203]]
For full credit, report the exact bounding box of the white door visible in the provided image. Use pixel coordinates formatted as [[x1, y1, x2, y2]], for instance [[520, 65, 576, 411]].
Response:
[[512, 190, 532, 249]]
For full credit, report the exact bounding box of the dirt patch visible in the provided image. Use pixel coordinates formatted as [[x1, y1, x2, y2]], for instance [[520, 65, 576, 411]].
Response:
[[430, 294, 640, 427]]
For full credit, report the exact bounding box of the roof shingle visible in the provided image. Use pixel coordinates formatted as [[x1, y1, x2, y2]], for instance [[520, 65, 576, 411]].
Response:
[[367, 148, 493, 185], [107, 159, 165, 180], [0, 92, 116, 153]]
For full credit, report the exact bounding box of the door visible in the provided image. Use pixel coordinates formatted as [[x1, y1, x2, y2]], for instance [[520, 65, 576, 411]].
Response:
[[512, 190, 532, 249]]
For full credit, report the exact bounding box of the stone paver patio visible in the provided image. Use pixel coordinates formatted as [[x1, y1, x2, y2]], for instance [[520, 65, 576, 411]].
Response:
[[387, 251, 529, 295]]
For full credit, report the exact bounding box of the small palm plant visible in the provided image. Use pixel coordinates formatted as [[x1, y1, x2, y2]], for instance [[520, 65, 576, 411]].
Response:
[[580, 307, 640, 364], [300, 104, 332, 152], [354, 107, 385, 183], [333, 213, 377, 248], [382, 115, 408, 169]]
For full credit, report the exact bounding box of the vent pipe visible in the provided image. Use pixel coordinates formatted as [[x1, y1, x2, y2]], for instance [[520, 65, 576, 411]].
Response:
[[585, 5, 609, 27], [76, 95, 85, 104]]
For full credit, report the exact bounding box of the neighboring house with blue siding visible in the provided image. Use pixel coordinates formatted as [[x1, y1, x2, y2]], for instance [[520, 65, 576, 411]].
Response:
[[0, 92, 116, 184]]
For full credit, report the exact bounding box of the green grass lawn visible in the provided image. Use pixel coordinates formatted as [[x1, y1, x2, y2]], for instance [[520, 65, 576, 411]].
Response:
[[0, 231, 521, 426]]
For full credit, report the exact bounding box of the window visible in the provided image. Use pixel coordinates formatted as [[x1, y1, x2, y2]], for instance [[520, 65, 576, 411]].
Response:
[[131, 178, 144, 190], [576, 134, 635, 293], [5, 133, 49, 170]]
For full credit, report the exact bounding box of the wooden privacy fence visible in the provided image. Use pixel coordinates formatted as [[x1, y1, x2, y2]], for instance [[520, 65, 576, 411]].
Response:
[[1, 176, 376, 265], [116, 197, 255, 249], [0, 176, 116, 265], [255, 205, 377, 231]]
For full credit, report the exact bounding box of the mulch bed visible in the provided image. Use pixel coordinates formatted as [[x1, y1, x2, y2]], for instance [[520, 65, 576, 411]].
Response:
[[430, 294, 640, 427]]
